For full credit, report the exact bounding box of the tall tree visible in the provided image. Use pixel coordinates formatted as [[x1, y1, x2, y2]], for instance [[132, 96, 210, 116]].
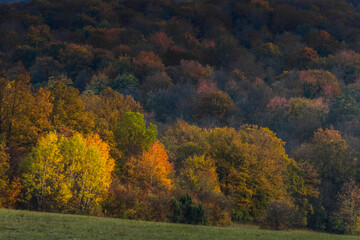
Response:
[[295, 128, 358, 213], [0, 65, 53, 161], [208, 125, 295, 220]]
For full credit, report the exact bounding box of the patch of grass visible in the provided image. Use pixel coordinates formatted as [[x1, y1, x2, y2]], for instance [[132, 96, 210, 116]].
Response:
[[0, 208, 358, 240]]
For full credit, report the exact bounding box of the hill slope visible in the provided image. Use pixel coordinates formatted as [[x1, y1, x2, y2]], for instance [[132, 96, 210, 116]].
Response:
[[0, 208, 358, 240]]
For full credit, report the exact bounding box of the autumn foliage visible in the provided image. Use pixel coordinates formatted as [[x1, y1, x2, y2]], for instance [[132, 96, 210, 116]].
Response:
[[22, 132, 114, 213], [2, 0, 360, 234], [125, 141, 173, 192]]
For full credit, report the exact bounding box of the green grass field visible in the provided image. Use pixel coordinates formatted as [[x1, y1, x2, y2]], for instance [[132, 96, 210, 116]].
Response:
[[0, 208, 358, 240]]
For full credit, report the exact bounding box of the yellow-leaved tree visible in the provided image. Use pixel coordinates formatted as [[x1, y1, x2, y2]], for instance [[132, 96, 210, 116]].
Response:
[[208, 125, 295, 221], [0, 142, 10, 206], [179, 155, 220, 194], [22, 131, 114, 214]]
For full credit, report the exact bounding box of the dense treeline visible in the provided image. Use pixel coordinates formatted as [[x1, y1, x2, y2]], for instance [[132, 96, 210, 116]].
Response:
[[1, 0, 360, 235]]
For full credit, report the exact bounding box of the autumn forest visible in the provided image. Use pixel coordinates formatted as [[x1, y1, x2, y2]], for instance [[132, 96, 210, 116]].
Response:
[[1, 0, 360, 235]]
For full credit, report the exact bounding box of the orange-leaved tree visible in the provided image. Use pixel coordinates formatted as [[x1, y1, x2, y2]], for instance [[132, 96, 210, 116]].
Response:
[[125, 141, 173, 192], [117, 141, 173, 221]]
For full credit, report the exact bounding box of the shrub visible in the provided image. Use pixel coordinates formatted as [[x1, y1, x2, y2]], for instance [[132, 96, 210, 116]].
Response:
[[172, 195, 207, 225], [260, 200, 294, 230]]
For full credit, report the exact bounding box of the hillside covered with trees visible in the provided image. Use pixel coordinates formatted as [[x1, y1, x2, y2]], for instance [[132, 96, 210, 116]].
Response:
[[1, 0, 360, 235]]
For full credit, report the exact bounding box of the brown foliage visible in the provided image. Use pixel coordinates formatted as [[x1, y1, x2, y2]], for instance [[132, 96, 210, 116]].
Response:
[[150, 32, 173, 50], [195, 90, 236, 122], [132, 51, 165, 77], [305, 30, 339, 57], [290, 47, 319, 69], [142, 71, 173, 93]]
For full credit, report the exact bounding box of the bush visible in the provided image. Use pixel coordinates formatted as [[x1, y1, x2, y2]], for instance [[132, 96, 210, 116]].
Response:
[[260, 200, 294, 230], [172, 195, 207, 225], [103, 181, 172, 222]]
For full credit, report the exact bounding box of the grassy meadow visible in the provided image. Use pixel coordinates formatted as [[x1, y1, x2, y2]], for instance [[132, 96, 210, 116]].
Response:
[[0, 208, 359, 240]]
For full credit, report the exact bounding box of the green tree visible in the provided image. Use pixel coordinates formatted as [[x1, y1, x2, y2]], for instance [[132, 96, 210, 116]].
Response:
[[172, 195, 207, 225], [110, 73, 139, 91], [115, 112, 157, 160]]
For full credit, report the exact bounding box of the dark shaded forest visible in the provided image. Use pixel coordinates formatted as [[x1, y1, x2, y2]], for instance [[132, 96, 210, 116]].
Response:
[[1, 0, 360, 235]]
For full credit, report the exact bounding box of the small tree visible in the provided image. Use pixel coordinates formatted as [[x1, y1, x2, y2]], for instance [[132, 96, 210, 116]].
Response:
[[333, 179, 360, 235], [115, 112, 157, 159], [0, 142, 10, 207]]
